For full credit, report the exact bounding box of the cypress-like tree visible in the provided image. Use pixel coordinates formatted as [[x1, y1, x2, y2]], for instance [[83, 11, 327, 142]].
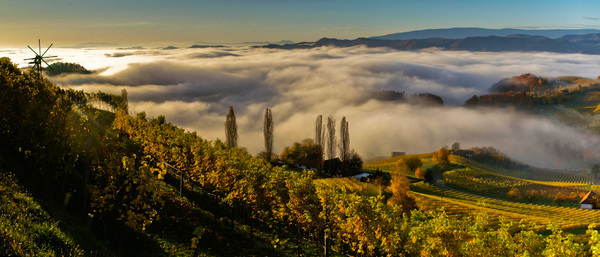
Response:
[[339, 116, 349, 162], [263, 108, 273, 162], [225, 106, 238, 148], [315, 115, 323, 148], [326, 115, 336, 160], [315, 114, 325, 170], [121, 88, 128, 113]]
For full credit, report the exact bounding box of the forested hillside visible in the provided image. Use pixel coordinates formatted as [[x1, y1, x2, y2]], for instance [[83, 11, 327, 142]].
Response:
[[2, 56, 600, 256]]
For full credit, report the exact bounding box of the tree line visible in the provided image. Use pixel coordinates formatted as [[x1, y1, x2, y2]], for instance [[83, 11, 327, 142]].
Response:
[[225, 107, 362, 175]]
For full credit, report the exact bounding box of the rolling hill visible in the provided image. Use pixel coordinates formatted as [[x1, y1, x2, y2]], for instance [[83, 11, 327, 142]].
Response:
[[371, 27, 600, 40], [262, 33, 600, 54]]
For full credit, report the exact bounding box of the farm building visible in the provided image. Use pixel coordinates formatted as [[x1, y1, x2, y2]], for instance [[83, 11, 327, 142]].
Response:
[[323, 158, 342, 175], [580, 191, 598, 209], [295, 154, 320, 171], [453, 149, 474, 158], [391, 152, 405, 158]]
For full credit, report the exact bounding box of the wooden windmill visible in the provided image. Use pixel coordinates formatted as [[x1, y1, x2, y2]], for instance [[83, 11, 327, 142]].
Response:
[[24, 39, 57, 79]]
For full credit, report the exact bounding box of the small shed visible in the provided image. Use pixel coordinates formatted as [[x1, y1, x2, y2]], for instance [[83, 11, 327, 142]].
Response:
[[295, 154, 320, 171], [580, 191, 598, 209], [391, 152, 405, 158], [323, 158, 342, 175], [453, 150, 474, 158]]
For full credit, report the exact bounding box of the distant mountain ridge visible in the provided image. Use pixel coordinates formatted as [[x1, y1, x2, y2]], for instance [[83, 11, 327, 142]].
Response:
[[372, 28, 600, 40], [262, 33, 600, 54]]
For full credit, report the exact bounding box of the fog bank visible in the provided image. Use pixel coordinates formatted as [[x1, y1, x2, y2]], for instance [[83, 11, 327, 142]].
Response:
[[6, 46, 600, 168]]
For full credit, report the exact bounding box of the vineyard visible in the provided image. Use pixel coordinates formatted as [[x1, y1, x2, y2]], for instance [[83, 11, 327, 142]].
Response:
[[313, 177, 381, 196], [410, 182, 600, 231], [361, 152, 600, 232], [451, 155, 594, 184], [364, 154, 437, 177], [443, 167, 589, 205]]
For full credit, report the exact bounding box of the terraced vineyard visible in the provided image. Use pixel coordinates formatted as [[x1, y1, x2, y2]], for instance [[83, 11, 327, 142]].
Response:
[[443, 167, 588, 205], [526, 167, 595, 184], [451, 155, 594, 184], [363, 152, 600, 231], [410, 182, 600, 231]]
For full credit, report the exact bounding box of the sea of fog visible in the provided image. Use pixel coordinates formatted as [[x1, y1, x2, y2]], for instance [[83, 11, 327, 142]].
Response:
[[3, 46, 600, 169]]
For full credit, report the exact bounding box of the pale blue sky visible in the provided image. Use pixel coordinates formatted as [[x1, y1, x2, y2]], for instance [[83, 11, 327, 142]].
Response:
[[1, 0, 599, 46]]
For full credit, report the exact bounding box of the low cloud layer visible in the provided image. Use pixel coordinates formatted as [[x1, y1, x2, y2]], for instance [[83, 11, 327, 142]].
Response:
[[7, 46, 600, 169]]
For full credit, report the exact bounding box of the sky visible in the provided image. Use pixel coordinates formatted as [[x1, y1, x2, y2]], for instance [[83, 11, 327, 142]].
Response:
[[2, 0, 600, 46]]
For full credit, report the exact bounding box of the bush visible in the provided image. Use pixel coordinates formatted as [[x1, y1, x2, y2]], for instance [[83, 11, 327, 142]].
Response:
[[507, 187, 522, 200], [405, 156, 423, 172]]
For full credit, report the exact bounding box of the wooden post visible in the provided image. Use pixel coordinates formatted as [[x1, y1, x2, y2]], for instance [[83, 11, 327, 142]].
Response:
[[324, 230, 328, 257], [180, 167, 183, 198]]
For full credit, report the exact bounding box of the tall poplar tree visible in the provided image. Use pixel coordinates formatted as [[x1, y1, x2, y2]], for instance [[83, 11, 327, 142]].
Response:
[[225, 106, 238, 148], [315, 114, 325, 171], [263, 108, 273, 162], [315, 115, 323, 148], [326, 115, 336, 160], [339, 116, 350, 162]]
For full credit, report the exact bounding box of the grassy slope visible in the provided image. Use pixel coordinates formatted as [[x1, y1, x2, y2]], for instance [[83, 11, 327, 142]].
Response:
[[554, 76, 599, 90], [540, 83, 600, 130], [0, 171, 84, 256]]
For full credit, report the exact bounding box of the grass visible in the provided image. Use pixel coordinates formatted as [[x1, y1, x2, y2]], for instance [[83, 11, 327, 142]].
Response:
[[0, 172, 84, 256]]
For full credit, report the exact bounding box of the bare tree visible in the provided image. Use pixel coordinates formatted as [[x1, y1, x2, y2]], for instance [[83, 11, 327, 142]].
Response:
[[326, 115, 336, 160], [225, 106, 238, 148], [339, 116, 350, 162], [263, 108, 273, 162]]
